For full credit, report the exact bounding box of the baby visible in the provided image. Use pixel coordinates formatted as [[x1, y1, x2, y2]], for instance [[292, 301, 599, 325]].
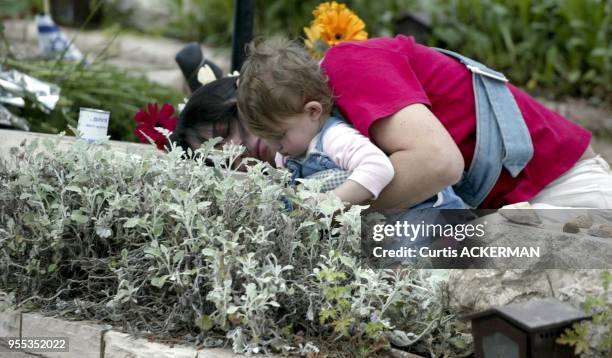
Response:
[[237, 38, 464, 208]]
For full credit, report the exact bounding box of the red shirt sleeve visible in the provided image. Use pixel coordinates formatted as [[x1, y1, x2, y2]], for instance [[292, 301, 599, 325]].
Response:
[[321, 36, 431, 138]]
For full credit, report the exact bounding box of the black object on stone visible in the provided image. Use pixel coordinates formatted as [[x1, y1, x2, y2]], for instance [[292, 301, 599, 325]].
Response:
[[465, 298, 591, 358], [175, 43, 223, 93], [231, 0, 255, 73]]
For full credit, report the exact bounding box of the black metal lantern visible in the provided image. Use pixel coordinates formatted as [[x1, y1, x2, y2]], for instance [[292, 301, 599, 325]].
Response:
[[466, 298, 591, 358]]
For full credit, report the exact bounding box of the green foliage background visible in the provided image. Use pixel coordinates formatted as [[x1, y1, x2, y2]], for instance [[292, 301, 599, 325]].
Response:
[[0, 0, 43, 17], [165, 0, 611, 102], [557, 272, 612, 356], [2, 0, 610, 139], [165, 0, 420, 47], [428, 0, 611, 102]]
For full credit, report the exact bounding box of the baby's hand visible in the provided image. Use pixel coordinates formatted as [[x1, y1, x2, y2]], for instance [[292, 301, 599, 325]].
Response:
[[295, 191, 344, 216], [302, 191, 337, 208], [332, 180, 374, 206], [316, 191, 336, 202]]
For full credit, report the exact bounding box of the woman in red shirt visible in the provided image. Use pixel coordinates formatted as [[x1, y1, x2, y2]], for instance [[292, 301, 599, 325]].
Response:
[[174, 36, 611, 209]]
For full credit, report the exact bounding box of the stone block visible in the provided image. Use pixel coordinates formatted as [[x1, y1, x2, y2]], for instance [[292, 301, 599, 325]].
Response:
[[448, 269, 611, 315], [196, 348, 257, 357], [386, 349, 426, 358], [0, 351, 40, 357], [103, 330, 282, 358], [0, 128, 158, 162], [21, 313, 108, 358], [0, 309, 20, 337], [104, 331, 198, 358]]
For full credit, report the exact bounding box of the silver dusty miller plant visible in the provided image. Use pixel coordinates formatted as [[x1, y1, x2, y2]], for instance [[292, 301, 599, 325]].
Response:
[[0, 136, 471, 357]]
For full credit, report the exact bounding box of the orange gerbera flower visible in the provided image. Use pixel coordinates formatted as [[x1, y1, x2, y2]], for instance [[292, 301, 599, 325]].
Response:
[[312, 1, 347, 18], [304, 2, 367, 58], [315, 7, 367, 46]]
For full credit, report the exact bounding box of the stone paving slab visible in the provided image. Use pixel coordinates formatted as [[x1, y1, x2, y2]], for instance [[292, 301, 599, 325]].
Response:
[[21, 313, 109, 358], [0, 350, 40, 357], [104, 331, 197, 358], [103, 331, 265, 358], [0, 307, 275, 358], [0, 310, 20, 337], [387, 349, 426, 358]]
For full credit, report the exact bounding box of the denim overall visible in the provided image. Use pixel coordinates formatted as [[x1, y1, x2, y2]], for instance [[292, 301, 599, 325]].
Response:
[[285, 116, 345, 184], [433, 48, 534, 208], [379, 50, 537, 264], [286, 115, 464, 209]]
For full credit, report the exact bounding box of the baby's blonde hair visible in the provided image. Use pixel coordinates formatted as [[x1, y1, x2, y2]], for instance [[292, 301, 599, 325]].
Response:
[[237, 37, 333, 139]]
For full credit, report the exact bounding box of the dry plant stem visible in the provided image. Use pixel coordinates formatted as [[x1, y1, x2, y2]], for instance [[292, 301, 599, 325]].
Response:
[[17, 288, 71, 308]]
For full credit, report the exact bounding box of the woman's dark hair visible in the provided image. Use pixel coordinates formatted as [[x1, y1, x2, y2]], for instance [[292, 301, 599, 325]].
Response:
[[170, 76, 239, 152]]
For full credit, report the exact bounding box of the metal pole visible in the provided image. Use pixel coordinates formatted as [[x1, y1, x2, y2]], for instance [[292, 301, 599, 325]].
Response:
[[231, 0, 255, 73]]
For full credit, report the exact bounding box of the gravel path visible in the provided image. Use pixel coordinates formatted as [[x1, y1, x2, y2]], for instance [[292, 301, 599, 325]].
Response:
[[2, 19, 231, 92]]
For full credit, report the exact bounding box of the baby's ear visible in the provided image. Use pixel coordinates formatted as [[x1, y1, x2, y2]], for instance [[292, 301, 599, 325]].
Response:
[[304, 101, 323, 119]]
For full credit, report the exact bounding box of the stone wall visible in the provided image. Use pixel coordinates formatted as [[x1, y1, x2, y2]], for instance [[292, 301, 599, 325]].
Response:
[[0, 129, 157, 161], [0, 309, 254, 358]]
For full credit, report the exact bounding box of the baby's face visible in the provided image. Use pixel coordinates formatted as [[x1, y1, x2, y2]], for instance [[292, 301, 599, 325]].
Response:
[[266, 112, 321, 157]]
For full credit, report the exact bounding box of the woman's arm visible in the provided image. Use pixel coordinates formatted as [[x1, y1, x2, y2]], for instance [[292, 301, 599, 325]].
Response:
[[368, 103, 465, 210]]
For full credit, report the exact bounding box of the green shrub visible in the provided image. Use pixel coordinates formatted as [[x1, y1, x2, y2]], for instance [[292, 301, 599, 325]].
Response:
[[161, 0, 611, 103], [557, 271, 612, 357], [253, 0, 419, 40], [163, 0, 419, 46], [165, 0, 235, 45], [427, 0, 612, 101], [0, 137, 471, 356], [0, 0, 43, 17]]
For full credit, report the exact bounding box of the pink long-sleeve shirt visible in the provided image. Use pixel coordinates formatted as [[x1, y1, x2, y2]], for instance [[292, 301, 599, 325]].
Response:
[[275, 121, 394, 198]]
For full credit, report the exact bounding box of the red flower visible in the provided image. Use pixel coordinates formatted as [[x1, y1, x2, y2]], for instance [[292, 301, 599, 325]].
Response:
[[133, 102, 178, 150]]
